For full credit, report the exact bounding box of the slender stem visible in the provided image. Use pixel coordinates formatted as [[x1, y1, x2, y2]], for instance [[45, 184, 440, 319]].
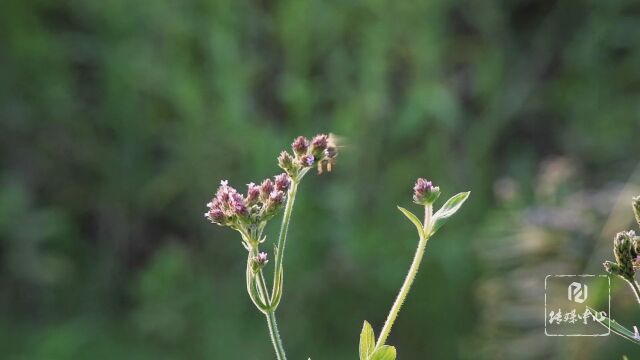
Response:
[[424, 204, 432, 235], [375, 205, 433, 349], [257, 269, 271, 306], [252, 254, 288, 359], [262, 180, 300, 360], [266, 310, 287, 360], [271, 180, 299, 305]]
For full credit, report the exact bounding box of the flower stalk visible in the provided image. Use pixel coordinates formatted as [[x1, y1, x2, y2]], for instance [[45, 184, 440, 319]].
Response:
[[358, 179, 469, 360], [271, 179, 299, 307], [375, 203, 433, 349], [203, 134, 337, 360]]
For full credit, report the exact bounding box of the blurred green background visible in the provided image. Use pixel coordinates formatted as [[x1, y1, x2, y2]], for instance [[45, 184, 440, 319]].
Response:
[[1, 0, 640, 359]]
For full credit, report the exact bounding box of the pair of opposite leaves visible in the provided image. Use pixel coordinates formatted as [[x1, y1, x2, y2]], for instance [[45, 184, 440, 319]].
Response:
[[359, 191, 471, 360]]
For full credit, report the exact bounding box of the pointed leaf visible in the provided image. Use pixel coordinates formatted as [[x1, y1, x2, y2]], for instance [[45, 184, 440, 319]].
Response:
[[587, 306, 640, 346], [397, 206, 425, 239], [431, 191, 470, 234], [359, 321, 375, 360], [370, 345, 396, 360]]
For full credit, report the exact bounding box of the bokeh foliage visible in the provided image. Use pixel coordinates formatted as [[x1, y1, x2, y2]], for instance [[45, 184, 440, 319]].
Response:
[[1, 0, 639, 358]]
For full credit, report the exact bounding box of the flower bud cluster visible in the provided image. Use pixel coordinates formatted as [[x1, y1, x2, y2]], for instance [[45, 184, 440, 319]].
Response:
[[278, 134, 338, 179], [413, 178, 441, 205], [604, 230, 640, 280], [204, 174, 291, 228]]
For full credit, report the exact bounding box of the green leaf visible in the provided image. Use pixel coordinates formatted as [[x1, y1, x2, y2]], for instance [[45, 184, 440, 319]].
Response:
[[431, 191, 470, 234], [587, 306, 640, 346], [359, 321, 375, 360], [370, 345, 396, 360], [397, 206, 425, 239]]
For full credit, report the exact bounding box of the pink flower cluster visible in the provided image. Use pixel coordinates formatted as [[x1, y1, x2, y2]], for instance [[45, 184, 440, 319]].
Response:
[[205, 173, 291, 227], [278, 134, 338, 178]]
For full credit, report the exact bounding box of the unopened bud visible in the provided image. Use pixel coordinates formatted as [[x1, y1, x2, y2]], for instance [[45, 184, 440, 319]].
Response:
[[292, 136, 309, 156], [274, 173, 291, 191], [246, 182, 260, 205], [278, 151, 296, 174], [269, 190, 284, 205], [230, 193, 247, 217], [251, 252, 269, 272], [310, 134, 328, 157], [262, 190, 285, 220], [205, 208, 225, 225], [614, 231, 635, 278], [412, 178, 441, 205], [260, 179, 274, 201]]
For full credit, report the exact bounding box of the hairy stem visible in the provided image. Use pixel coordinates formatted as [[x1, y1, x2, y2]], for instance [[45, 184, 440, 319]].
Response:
[[256, 267, 271, 308], [265, 310, 287, 360], [375, 204, 433, 349], [271, 180, 299, 305]]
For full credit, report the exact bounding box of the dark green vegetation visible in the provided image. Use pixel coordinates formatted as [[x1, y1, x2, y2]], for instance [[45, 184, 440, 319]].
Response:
[[1, 0, 639, 359]]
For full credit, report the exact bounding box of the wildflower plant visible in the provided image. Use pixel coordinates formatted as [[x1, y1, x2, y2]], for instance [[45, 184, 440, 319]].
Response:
[[358, 180, 469, 360], [204, 134, 337, 360], [599, 196, 640, 345], [204, 134, 471, 359]]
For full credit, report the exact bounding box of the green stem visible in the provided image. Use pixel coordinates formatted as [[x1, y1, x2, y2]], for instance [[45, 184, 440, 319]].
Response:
[[271, 180, 299, 306], [253, 257, 288, 359], [257, 269, 271, 307], [266, 310, 287, 360], [375, 204, 433, 349]]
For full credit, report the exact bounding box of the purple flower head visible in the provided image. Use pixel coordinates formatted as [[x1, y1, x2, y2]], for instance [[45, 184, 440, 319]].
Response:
[[207, 198, 221, 210], [260, 179, 274, 199], [292, 136, 309, 156], [299, 154, 315, 167], [269, 190, 284, 204], [310, 134, 328, 156], [215, 180, 238, 203], [274, 173, 291, 191], [245, 182, 260, 205], [204, 207, 225, 225], [230, 192, 247, 216], [414, 178, 433, 195], [413, 178, 441, 205]]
